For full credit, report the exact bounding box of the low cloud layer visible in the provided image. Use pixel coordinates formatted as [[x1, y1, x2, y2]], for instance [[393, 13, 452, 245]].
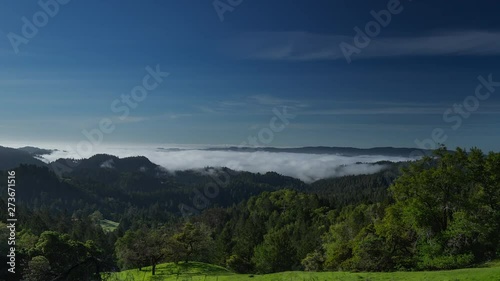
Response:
[[40, 146, 412, 183]]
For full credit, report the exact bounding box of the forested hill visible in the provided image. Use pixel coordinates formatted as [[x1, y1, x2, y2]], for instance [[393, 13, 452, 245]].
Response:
[[0, 151, 400, 224], [1, 162, 387, 219], [0, 147, 498, 280], [0, 144, 410, 220], [0, 148, 405, 280], [0, 146, 47, 170]]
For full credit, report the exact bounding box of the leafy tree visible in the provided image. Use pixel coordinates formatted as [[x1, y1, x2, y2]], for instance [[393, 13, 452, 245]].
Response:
[[0, 222, 11, 281], [89, 210, 104, 224], [164, 236, 185, 264], [115, 228, 147, 270], [323, 204, 383, 270], [30, 231, 102, 280], [24, 256, 51, 281], [144, 228, 169, 275], [253, 226, 297, 273], [301, 250, 324, 271], [173, 222, 214, 263], [116, 227, 167, 275], [376, 147, 500, 270]]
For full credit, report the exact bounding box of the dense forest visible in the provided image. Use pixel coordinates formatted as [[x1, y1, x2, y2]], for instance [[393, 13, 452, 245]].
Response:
[[0, 147, 498, 280]]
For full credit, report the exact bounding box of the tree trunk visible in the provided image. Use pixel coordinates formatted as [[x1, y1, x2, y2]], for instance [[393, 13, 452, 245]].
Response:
[[152, 263, 156, 275]]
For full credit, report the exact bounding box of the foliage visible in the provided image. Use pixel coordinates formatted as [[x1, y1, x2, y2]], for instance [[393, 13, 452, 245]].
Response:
[[2, 147, 498, 279], [172, 222, 214, 264], [320, 147, 500, 272], [22, 231, 104, 280], [301, 250, 324, 272]]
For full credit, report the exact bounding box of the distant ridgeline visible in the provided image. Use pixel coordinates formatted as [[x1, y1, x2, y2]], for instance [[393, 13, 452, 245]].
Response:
[[0, 146, 49, 170], [162, 145, 436, 157]]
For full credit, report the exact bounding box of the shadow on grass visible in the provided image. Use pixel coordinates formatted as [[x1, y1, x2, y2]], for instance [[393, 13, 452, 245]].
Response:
[[151, 262, 233, 277], [476, 260, 500, 268]]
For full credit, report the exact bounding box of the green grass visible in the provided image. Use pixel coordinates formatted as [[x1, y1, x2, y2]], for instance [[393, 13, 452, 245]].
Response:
[[105, 260, 500, 281], [104, 262, 232, 281], [99, 219, 119, 233]]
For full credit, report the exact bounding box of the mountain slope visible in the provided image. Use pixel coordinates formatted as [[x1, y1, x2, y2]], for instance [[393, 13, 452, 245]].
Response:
[[0, 146, 47, 170], [17, 146, 56, 156]]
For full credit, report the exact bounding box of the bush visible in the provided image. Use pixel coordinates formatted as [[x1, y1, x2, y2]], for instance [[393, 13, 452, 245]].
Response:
[[301, 250, 324, 271], [418, 253, 474, 270], [226, 255, 253, 273]]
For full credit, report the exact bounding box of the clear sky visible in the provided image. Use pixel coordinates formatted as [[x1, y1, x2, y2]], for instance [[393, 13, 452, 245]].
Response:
[[0, 0, 499, 151]]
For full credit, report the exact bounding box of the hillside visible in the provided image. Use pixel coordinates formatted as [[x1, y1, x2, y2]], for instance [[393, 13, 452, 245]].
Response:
[[0, 146, 47, 170], [17, 146, 57, 156], [107, 261, 500, 281], [1, 147, 498, 281]]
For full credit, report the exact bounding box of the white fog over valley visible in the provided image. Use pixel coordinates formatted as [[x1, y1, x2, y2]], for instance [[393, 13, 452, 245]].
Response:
[[26, 144, 415, 183]]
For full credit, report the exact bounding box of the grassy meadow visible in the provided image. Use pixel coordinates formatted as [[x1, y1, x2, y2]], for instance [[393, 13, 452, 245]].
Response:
[[99, 219, 120, 233], [105, 260, 500, 281]]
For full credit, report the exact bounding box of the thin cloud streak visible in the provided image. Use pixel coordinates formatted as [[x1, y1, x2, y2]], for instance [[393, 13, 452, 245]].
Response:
[[195, 95, 306, 115], [111, 113, 193, 124], [229, 30, 500, 61]]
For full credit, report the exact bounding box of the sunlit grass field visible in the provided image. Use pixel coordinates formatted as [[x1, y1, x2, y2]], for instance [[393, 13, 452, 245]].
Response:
[[105, 260, 500, 281], [99, 219, 119, 233]]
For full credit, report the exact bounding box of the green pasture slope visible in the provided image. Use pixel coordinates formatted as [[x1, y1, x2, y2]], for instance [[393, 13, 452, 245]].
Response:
[[99, 219, 119, 233], [106, 260, 500, 281]]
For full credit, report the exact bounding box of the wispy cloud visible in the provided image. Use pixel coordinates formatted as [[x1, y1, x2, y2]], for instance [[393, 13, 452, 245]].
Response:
[[196, 95, 307, 115], [248, 95, 308, 107], [112, 113, 192, 124], [301, 107, 444, 115], [298, 100, 500, 115], [196, 97, 500, 116], [228, 30, 500, 61], [112, 116, 151, 124]]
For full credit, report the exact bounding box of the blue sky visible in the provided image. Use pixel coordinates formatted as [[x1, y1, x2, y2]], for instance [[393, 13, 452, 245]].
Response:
[[1, 0, 499, 151]]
